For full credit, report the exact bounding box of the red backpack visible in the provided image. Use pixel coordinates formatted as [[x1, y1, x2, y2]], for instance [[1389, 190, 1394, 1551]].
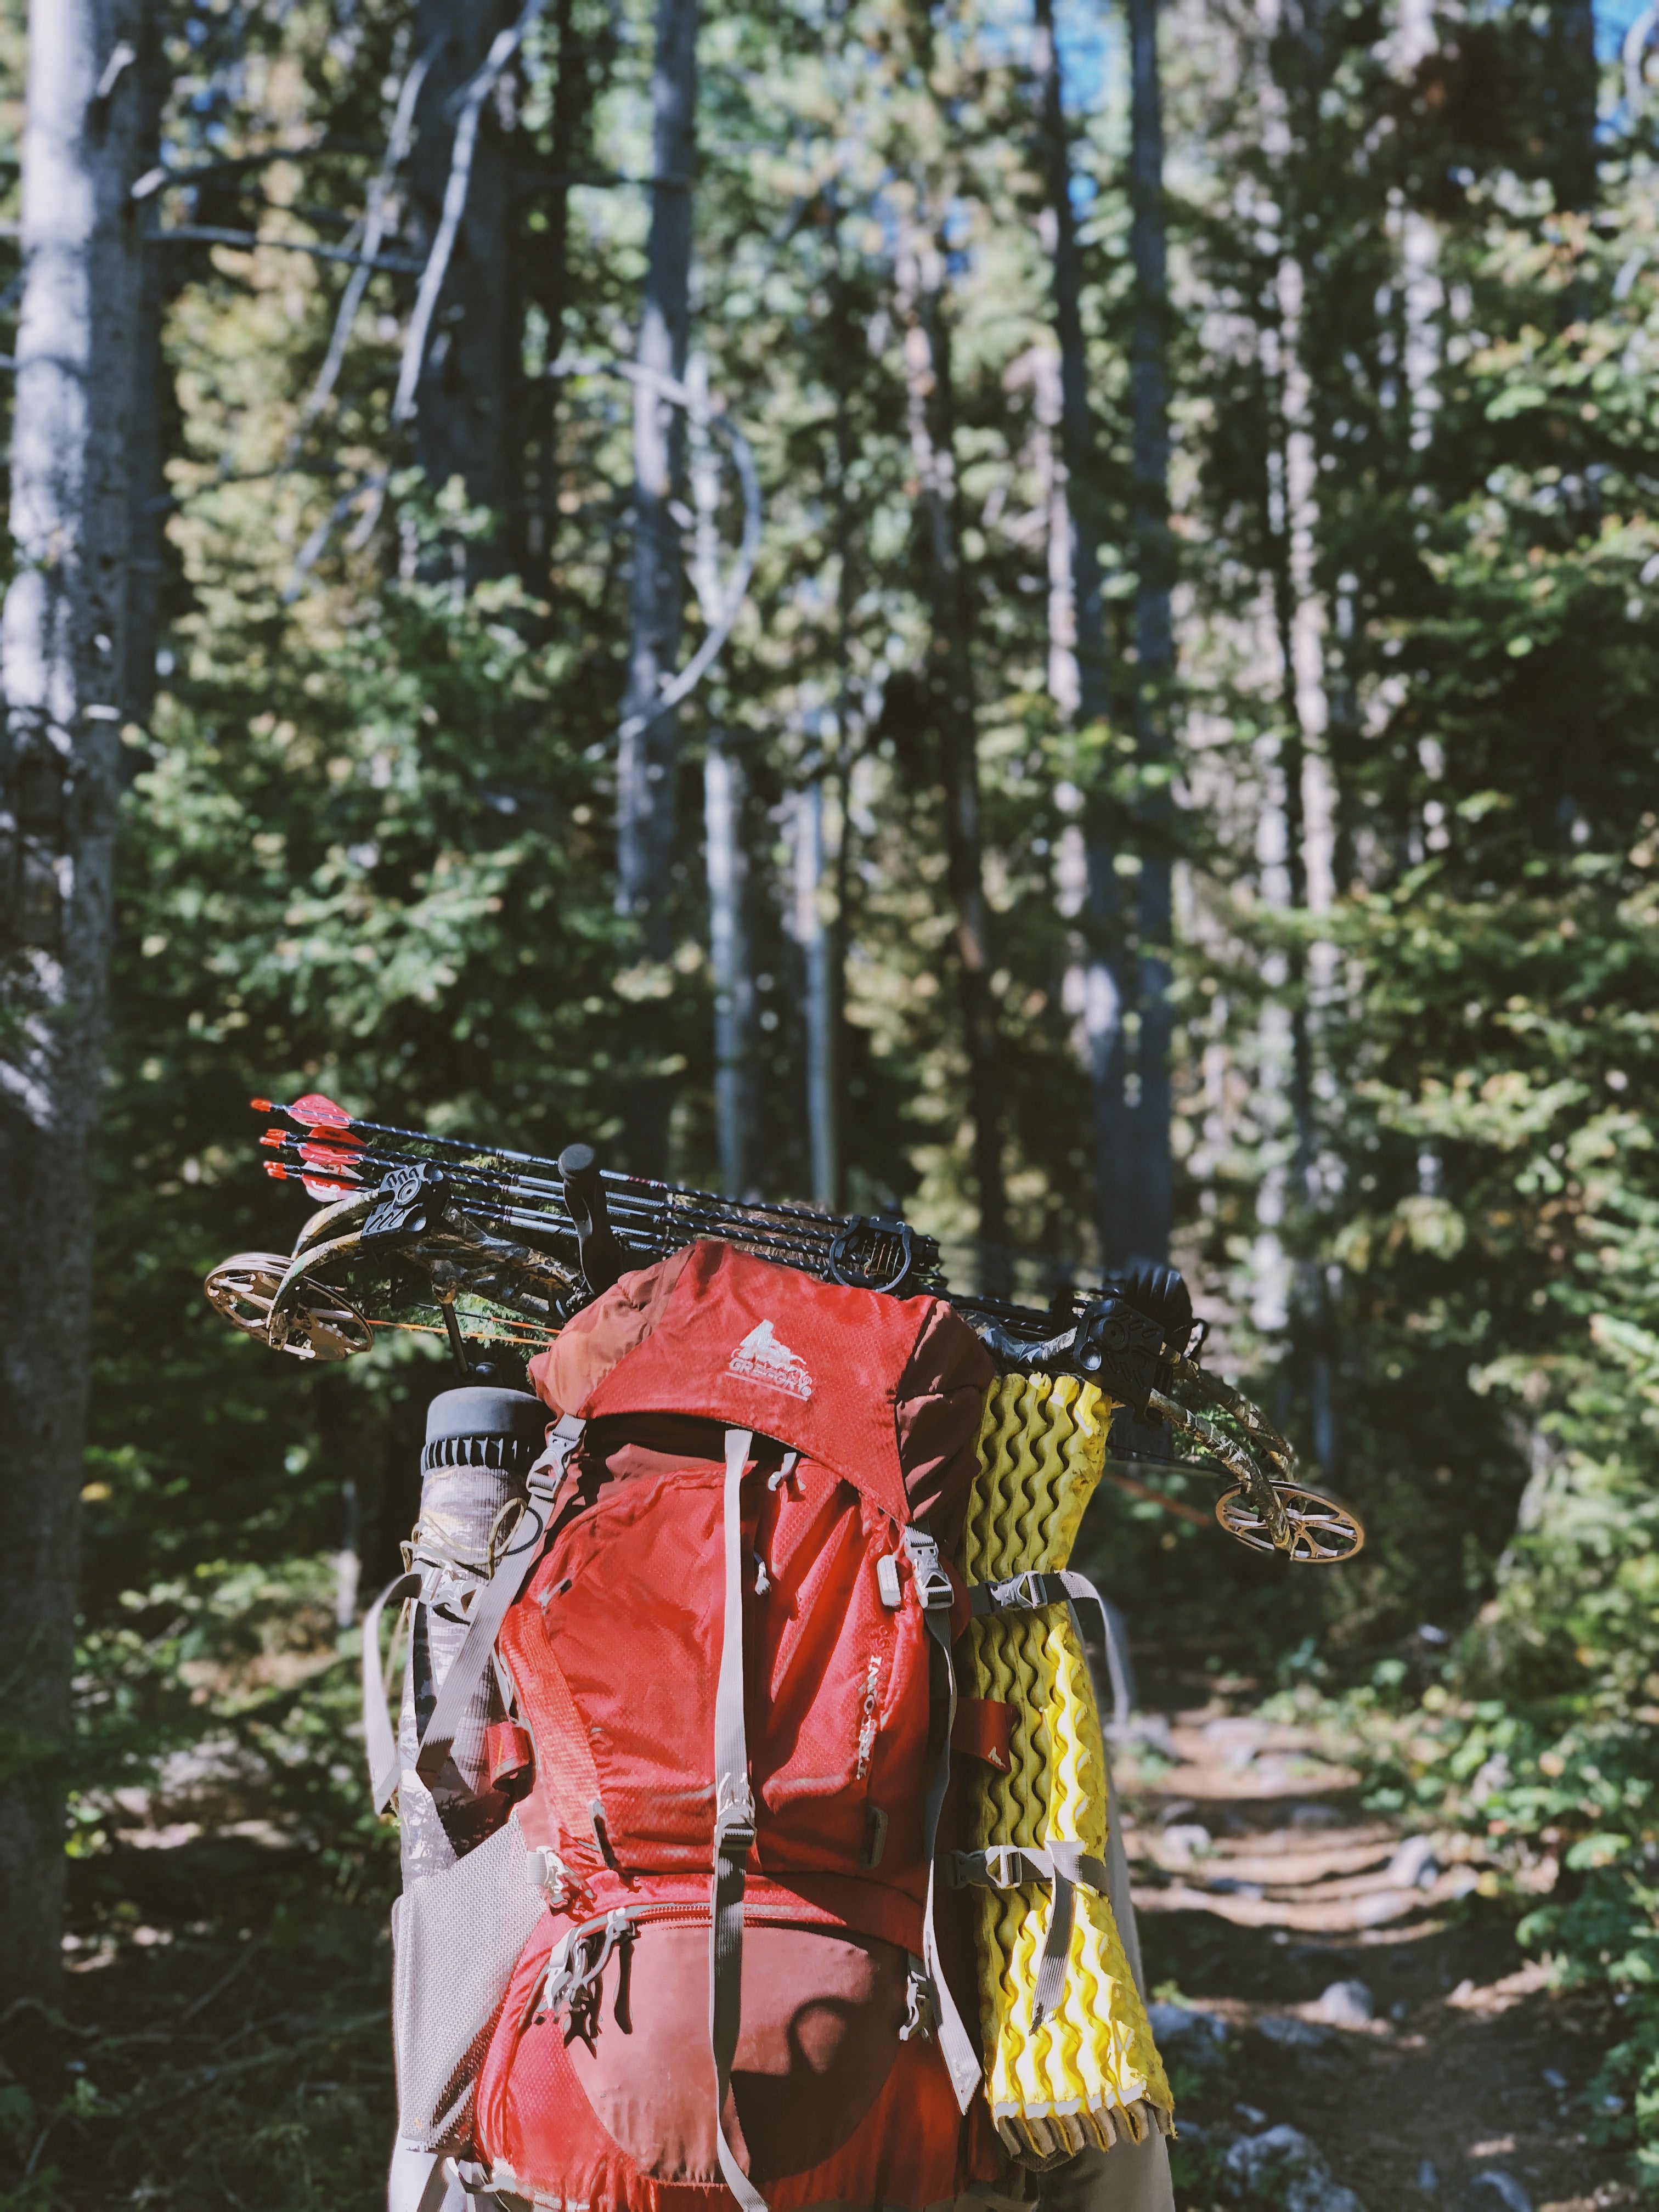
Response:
[[410, 1239, 1005, 2212]]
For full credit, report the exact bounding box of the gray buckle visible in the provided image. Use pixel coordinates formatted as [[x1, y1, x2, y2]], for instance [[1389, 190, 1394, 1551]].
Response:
[[902, 1526, 955, 1611], [527, 1412, 586, 1497], [714, 1776, 757, 1853], [945, 1843, 1044, 1891], [973, 1569, 1057, 1616]]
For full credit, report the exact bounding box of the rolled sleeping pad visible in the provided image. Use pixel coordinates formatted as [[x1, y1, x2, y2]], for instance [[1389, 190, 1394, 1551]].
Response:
[[398, 1386, 548, 1880]]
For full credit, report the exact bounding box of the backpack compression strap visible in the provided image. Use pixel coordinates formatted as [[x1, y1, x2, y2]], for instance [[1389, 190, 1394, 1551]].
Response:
[[711, 1427, 767, 2212], [961, 1567, 1126, 2028], [362, 1570, 424, 1811], [905, 1526, 988, 2112], [414, 1414, 588, 1791]]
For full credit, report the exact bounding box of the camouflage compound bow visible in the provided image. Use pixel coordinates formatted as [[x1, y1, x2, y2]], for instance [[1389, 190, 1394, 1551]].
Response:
[[205, 1092, 1364, 1567]]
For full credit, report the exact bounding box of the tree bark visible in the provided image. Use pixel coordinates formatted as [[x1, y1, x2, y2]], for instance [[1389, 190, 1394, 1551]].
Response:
[[895, 210, 1008, 1276], [616, 0, 698, 1175], [1032, 0, 1133, 1271], [0, 0, 149, 2005], [1122, 0, 1175, 1265], [407, 0, 524, 561]]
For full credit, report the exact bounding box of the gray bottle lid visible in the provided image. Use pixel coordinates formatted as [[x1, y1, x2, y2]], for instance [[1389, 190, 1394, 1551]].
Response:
[[424, 1386, 548, 1449]]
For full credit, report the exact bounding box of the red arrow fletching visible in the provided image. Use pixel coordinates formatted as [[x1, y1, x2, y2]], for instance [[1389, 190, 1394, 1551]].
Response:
[[290, 1092, 356, 1133]]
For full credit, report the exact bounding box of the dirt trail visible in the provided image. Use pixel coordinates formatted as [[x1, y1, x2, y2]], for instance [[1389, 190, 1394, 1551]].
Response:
[[1113, 1693, 1629, 2212]]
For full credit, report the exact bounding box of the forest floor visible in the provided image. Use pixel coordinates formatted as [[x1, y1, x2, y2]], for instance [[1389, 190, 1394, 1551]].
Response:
[[8, 1660, 1639, 2211], [1118, 1671, 1633, 2212]]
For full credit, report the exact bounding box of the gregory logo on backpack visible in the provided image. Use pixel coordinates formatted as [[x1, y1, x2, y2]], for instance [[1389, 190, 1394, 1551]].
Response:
[[727, 1318, 814, 1400]]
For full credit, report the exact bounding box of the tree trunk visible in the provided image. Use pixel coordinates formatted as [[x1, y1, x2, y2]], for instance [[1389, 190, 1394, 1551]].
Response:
[[1033, 0, 1110, 733], [687, 351, 753, 1198], [0, 0, 149, 2005], [1032, 0, 1132, 1272], [816, 199, 860, 1217], [616, 0, 698, 1175], [524, 0, 589, 580], [704, 732, 754, 1197], [408, 0, 524, 559], [1544, 0, 1599, 212], [795, 780, 838, 1209], [1266, 250, 1339, 1476], [1122, 0, 1175, 1266], [895, 210, 1008, 1277], [122, 16, 171, 731]]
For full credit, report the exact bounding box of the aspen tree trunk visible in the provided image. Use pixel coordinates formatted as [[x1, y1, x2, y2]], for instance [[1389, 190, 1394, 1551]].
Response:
[[408, 0, 524, 562], [809, 205, 861, 1216], [795, 782, 837, 1209], [1033, 0, 1109, 731], [1123, 0, 1175, 1266], [0, 0, 149, 2004], [617, 0, 698, 1175], [690, 353, 755, 1199], [1267, 8, 1342, 1476], [896, 211, 1008, 1276], [122, 15, 170, 730], [1032, 0, 1131, 1268], [704, 735, 753, 1195]]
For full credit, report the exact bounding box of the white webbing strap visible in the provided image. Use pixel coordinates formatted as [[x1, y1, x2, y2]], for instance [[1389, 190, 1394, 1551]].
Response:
[[414, 1414, 585, 1791], [942, 1840, 1111, 1894], [961, 1565, 1131, 2023], [363, 1570, 422, 1812], [967, 1566, 1132, 1726], [709, 1426, 767, 2212], [940, 1837, 1111, 2027]]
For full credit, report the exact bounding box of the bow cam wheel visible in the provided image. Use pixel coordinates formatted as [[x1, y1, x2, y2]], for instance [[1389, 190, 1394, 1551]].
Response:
[[206, 1252, 371, 1361], [1216, 1482, 1365, 1564]]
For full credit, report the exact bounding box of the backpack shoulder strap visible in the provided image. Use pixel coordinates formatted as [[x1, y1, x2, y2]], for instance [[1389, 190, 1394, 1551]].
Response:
[[709, 1426, 768, 2212]]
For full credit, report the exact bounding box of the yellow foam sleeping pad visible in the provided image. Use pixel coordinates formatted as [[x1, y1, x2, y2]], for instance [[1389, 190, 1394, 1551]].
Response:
[[958, 1373, 1174, 2161]]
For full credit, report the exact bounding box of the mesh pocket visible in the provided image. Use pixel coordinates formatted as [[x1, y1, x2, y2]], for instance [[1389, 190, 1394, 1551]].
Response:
[[391, 1812, 545, 2149]]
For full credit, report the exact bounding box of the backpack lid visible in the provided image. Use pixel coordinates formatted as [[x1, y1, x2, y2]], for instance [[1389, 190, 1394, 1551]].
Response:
[[573, 1242, 935, 1522]]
